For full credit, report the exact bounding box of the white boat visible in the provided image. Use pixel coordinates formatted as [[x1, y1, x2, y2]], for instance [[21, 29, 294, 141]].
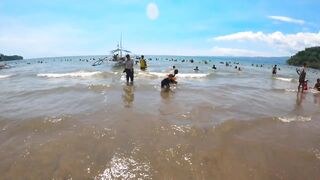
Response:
[[93, 35, 138, 67]]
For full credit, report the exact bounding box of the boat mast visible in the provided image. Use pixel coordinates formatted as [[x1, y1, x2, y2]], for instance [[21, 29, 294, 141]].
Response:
[[120, 33, 123, 58]]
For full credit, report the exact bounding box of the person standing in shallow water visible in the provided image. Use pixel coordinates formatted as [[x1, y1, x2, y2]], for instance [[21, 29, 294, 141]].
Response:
[[272, 65, 277, 75], [140, 55, 147, 70], [296, 63, 307, 92], [124, 54, 134, 85]]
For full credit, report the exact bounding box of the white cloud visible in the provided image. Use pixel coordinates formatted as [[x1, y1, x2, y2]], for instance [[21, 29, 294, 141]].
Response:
[[146, 2, 159, 20], [268, 16, 305, 25], [210, 47, 266, 57], [212, 31, 320, 55]]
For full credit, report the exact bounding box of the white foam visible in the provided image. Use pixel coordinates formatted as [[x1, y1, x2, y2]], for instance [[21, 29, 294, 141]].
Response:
[[37, 71, 102, 78], [0, 75, 12, 79], [278, 116, 311, 123], [274, 77, 295, 82], [285, 89, 298, 92], [309, 89, 320, 94], [177, 73, 209, 78], [147, 72, 208, 78]]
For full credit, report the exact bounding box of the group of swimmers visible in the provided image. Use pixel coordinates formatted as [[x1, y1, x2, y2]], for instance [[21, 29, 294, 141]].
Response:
[[123, 54, 320, 92]]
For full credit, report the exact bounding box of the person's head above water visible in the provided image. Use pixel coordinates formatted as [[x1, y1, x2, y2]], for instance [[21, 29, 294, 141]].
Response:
[[173, 65, 176, 69], [141, 55, 144, 59], [126, 54, 130, 60], [174, 69, 179, 75]]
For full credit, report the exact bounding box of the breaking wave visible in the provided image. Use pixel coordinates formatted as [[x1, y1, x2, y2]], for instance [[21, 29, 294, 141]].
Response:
[[37, 71, 103, 78], [277, 116, 311, 123]]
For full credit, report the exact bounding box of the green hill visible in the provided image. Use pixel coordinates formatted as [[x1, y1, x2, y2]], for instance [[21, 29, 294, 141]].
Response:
[[287, 47, 320, 69], [0, 53, 23, 61]]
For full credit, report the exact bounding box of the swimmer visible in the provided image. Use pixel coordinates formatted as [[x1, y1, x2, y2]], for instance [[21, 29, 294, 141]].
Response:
[[194, 66, 199, 71], [212, 65, 217, 69]]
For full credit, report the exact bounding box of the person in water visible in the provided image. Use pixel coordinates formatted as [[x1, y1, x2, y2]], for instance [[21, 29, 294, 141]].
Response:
[[194, 66, 199, 71], [314, 78, 320, 91], [272, 65, 277, 75], [296, 63, 307, 92], [161, 69, 178, 89], [212, 65, 216, 69], [140, 55, 147, 70], [124, 54, 134, 84]]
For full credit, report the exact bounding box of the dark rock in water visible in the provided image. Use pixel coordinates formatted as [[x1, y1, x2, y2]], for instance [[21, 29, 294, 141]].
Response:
[[0, 53, 23, 61]]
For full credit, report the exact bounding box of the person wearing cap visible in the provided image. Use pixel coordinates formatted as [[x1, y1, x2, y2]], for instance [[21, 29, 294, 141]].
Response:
[[124, 54, 134, 84]]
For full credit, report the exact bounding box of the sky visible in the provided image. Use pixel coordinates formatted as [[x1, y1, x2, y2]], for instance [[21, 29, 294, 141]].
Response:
[[0, 0, 320, 58]]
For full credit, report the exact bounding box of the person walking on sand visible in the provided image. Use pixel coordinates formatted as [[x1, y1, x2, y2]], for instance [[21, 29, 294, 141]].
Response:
[[124, 54, 134, 85], [140, 55, 147, 70], [296, 63, 307, 92]]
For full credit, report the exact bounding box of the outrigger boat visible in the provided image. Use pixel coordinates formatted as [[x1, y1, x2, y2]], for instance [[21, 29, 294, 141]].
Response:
[[93, 35, 137, 67]]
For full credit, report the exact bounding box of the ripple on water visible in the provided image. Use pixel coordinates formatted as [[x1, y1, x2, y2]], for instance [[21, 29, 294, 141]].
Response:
[[94, 152, 152, 180]]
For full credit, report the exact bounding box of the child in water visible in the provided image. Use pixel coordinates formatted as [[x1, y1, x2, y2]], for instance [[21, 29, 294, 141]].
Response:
[[161, 69, 178, 89]]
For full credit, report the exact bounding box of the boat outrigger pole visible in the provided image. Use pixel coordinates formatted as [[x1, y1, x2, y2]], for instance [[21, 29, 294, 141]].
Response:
[[92, 33, 132, 66]]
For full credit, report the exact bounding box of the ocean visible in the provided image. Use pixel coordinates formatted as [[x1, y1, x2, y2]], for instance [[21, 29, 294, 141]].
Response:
[[1, 55, 320, 179]]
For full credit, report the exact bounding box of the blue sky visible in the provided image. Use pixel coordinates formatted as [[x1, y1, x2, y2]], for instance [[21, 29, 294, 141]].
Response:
[[0, 0, 320, 58]]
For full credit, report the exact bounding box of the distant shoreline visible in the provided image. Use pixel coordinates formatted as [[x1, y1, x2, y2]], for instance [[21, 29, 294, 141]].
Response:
[[20, 54, 289, 60], [0, 54, 23, 61]]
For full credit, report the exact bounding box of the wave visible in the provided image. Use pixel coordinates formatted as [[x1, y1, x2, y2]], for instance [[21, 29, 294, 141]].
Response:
[[272, 88, 297, 93], [146, 72, 209, 78], [309, 89, 320, 94], [273, 77, 296, 82], [0, 74, 12, 79], [277, 116, 311, 123], [37, 71, 102, 78]]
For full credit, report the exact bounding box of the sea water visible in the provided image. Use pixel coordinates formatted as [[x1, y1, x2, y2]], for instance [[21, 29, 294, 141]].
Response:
[[0, 56, 320, 179]]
